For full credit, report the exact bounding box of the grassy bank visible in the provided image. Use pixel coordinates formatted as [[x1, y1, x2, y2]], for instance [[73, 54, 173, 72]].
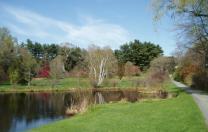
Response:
[[30, 82, 208, 132], [0, 77, 142, 92]]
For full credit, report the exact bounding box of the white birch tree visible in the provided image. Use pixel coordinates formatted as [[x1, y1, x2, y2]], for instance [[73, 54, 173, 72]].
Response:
[[87, 45, 117, 87]]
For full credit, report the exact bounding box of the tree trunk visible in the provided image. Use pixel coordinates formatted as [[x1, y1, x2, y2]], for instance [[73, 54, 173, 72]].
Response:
[[28, 69, 31, 88]]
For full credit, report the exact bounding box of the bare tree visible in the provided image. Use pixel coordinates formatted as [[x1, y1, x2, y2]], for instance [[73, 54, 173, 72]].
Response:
[[49, 55, 65, 88], [151, 0, 208, 69], [86, 45, 117, 87]]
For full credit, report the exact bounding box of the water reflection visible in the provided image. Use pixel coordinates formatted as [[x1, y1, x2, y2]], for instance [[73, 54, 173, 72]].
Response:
[[0, 92, 70, 132], [0, 89, 168, 132]]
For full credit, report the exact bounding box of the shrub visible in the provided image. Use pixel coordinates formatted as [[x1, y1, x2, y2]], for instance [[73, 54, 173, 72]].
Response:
[[67, 67, 88, 78], [173, 64, 199, 84], [117, 63, 125, 80], [65, 89, 93, 115], [192, 70, 208, 91], [144, 56, 172, 88], [173, 68, 183, 82], [145, 69, 169, 88], [37, 63, 50, 78], [124, 61, 141, 76]]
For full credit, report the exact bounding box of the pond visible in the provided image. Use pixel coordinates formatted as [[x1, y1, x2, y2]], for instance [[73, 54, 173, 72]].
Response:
[[0, 92, 71, 132], [0, 89, 169, 132]]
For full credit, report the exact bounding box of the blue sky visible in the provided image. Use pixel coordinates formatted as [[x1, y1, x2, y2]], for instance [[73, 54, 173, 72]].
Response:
[[0, 0, 176, 55]]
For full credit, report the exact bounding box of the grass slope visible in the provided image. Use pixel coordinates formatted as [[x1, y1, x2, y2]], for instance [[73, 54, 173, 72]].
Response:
[[30, 83, 208, 132]]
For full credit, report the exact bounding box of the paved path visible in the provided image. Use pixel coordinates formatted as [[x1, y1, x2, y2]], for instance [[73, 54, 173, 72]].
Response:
[[172, 80, 208, 125]]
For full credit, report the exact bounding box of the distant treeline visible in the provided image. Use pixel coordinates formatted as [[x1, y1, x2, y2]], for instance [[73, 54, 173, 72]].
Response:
[[0, 27, 163, 87]]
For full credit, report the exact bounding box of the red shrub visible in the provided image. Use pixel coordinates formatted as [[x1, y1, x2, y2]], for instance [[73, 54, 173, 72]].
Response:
[[37, 64, 50, 78]]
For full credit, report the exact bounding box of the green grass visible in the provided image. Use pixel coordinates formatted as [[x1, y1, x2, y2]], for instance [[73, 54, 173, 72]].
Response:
[[0, 77, 141, 92], [30, 82, 208, 132], [0, 78, 90, 92], [31, 77, 91, 89]]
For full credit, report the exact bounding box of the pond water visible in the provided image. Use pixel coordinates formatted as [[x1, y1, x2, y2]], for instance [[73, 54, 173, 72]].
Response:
[[0, 89, 139, 132], [0, 89, 168, 132], [0, 92, 72, 132]]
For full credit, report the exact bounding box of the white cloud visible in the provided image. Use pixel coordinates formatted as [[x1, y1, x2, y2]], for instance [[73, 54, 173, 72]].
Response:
[[2, 5, 132, 48]]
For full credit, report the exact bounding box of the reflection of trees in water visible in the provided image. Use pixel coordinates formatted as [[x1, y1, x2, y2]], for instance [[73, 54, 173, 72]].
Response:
[[0, 90, 146, 132], [0, 92, 70, 132]]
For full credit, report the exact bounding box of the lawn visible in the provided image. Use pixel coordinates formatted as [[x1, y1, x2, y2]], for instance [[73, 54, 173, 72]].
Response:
[[0, 77, 142, 92], [30, 82, 208, 132]]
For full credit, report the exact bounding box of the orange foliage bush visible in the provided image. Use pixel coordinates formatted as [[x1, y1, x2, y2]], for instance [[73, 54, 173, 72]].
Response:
[[179, 64, 199, 81]]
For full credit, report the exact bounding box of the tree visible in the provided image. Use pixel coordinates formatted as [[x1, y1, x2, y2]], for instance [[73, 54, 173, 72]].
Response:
[[0, 27, 37, 86], [152, 0, 208, 69], [21, 39, 60, 79], [8, 69, 19, 88], [0, 27, 17, 81], [18, 48, 37, 87], [4, 46, 37, 86], [150, 56, 176, 74], [24, 39, 44, 62], [22, 39, 59, 63], [152, 0, 208, 90], [172, 49, 202, 83], [117, 62, 125, 79], [43, 43, 59, 61], [60, 43, 86, 72], [49, 55, 65, 88], [8, 57, 20, 88], [114, 47, 126, 79], [87, 45, 117, 87], [115, 40, 163, 70]]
